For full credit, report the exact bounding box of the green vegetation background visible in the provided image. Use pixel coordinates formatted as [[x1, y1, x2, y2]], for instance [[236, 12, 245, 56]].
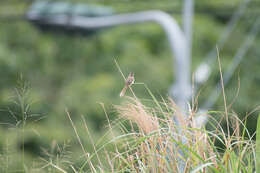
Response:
[[0, 0, 259, 170]]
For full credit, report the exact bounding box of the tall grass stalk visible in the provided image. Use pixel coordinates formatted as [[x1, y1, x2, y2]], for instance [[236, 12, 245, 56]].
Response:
[[256, 115, 260, 172], [15, 78, 31, 172]]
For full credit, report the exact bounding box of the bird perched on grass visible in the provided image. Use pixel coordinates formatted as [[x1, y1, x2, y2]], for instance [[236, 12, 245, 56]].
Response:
[[120, 72, 135, 97]]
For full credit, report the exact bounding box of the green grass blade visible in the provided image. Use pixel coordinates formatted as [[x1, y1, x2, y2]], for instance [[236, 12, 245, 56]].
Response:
[[256, 114, 260, 173], [190, 162, 214, 173]]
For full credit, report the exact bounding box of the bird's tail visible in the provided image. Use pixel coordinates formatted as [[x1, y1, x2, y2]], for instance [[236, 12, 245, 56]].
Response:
[[120, 86, 128, 97]]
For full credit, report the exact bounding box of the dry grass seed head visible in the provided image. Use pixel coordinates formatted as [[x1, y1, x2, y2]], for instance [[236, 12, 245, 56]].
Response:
[[115, 97, 159, 134]]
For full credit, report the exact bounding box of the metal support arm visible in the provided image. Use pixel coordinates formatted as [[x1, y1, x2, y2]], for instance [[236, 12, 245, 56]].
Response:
[[27, 10, 191, 109]]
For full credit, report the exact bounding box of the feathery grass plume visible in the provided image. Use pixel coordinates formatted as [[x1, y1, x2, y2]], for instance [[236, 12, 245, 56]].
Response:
[[109, 95, 256, 172], [115, 96, 159, 134]]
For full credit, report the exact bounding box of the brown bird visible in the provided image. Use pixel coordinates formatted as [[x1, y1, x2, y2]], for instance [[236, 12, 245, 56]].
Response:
[[120, 72, 135, 97]]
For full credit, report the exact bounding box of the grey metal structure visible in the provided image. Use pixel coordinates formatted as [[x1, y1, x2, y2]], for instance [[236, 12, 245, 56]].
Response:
[[203, 16, 260, 109], [183, 0, 193, 74], [194, 0, 252, 86], [27, 4, 191, 110]]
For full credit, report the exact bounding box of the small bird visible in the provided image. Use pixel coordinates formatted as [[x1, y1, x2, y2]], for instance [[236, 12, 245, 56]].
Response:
[[120, 72, 135, 97]]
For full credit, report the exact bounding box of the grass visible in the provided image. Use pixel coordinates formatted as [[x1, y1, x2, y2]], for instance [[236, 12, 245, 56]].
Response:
[[0, 58, 259, 172], [52, 93, 256, 173], [1, 82, 258, 173]]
